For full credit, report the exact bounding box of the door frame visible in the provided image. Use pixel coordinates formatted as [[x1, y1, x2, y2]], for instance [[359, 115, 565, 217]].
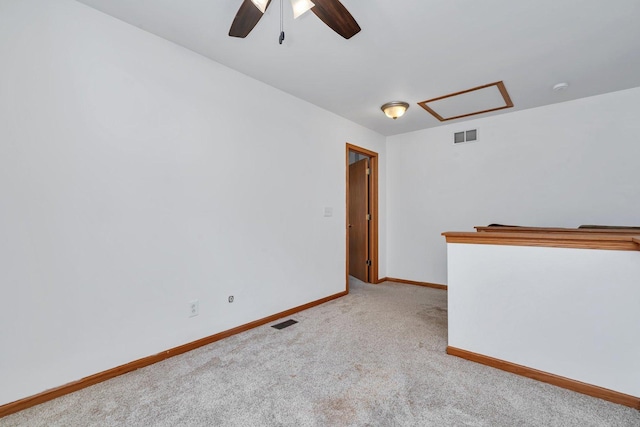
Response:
[[346, 143, 379, 292]]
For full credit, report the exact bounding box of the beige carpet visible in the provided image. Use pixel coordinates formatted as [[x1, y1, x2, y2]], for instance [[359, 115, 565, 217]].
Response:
[[2, 278, 639, 426]]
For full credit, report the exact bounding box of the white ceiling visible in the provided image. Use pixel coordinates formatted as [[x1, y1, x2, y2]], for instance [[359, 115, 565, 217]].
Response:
[[75, 0, 640, 136]]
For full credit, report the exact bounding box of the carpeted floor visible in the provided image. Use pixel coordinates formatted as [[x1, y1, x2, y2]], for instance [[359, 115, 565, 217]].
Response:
[[2, 278, 639, 426]]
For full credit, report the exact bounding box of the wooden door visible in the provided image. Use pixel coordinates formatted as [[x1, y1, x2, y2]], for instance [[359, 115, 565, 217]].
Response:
[[349, 158, 369, 282]]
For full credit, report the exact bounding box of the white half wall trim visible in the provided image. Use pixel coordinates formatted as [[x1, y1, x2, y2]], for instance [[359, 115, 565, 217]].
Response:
[[0, 0, 386, 406], [447, 242, 640, 398], [386, 86, 640, 285]]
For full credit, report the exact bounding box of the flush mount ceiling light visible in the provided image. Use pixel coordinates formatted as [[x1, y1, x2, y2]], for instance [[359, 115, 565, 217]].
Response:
[[381, 101, 410, 120]]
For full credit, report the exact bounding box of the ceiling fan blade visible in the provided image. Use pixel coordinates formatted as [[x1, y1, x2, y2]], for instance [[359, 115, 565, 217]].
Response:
[[229, 0, 272, 38], [311, 0, 361, 39]]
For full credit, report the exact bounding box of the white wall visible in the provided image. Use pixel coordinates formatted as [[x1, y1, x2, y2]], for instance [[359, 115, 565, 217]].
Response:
[[387, 87, 640, 285], [0, 0, 386, 406], [447, 243, 640, 397]]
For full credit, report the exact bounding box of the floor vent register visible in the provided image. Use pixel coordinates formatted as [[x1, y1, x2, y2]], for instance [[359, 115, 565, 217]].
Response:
[[271, 319, 298, 330]]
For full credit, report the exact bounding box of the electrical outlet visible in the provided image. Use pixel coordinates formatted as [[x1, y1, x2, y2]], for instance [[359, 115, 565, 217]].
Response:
[[189, 300, 199, 317], [228, 296, 234, 303]]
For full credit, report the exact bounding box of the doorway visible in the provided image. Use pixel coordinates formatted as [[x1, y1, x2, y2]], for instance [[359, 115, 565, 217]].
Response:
[[346, 143, 379, 291]]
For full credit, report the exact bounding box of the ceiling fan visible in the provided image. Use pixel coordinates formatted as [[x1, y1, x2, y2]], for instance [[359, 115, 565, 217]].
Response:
[[229, 0, 361, 41]]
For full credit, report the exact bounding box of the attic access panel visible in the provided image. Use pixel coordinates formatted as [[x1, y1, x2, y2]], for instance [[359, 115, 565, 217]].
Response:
[[418, 81, 513, 122]]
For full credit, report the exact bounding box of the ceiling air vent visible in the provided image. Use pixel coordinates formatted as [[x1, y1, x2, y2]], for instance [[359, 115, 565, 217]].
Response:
[[454, 129, 478, 144]]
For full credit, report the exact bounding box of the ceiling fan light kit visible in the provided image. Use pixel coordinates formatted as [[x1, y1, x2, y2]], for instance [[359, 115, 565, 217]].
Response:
[[250, 0, 314, 18], [230, 0, 361, 40], [250, 0, 269, 13], [291, 0, 315, 19], [381, 102, 410, 120]]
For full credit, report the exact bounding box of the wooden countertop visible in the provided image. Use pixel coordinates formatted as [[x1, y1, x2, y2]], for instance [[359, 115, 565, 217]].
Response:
[[475, 225, 640, 234], [442, 229, 640, 251]]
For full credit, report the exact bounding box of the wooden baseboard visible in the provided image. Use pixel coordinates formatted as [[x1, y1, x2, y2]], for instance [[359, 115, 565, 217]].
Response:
[[0, 291, 348, 419], [379, 277, 448, 290], [447, 346, 640, 410]]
